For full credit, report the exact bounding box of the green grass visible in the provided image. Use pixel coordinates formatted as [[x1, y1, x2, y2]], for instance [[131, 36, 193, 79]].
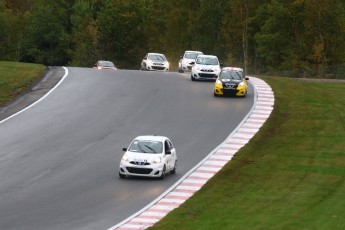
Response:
[[0, 61, 46, 105], [150, 77, 345, 230]]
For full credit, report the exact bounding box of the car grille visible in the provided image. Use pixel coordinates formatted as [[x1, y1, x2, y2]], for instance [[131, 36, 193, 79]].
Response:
[[199, 73, 217, 78], [221, 88, 239, 96], [126, 167, 153, 174], [224, 83, 238, 89], [129, 161, 151, 166], [200, 69, 214, 72], [153, 62, 164, 66], [152, 66, 166, 70]]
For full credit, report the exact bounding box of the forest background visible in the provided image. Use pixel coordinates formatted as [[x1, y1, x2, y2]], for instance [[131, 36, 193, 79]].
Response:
[[1, 0, 345, 78]]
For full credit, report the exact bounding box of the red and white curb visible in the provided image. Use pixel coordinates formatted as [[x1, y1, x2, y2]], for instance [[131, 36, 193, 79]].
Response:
[[108, 77, 274, 230]]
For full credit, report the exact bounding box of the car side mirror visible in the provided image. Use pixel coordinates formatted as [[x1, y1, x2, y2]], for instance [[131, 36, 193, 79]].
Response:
[[122, 148, 127, 151], [166, 149, 171, 155]]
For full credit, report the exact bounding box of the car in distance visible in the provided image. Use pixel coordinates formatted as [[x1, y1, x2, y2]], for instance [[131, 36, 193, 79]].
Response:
[[214, 67, 249, 97], [119, 135, 177, 179], [191, 54, 221, 81], [178, 50, 203, 73], [140, 53, 169, 71], [94, 60, 117, 70]]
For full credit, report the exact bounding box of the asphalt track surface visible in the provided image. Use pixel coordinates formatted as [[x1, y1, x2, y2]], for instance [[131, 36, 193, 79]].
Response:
[[0, 67, 254, 230]]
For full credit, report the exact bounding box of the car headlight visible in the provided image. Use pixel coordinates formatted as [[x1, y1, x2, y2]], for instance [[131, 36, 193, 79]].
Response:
[[214, 67, 221, 72], [238, 81, 245, 87], [153, 157, 161, 164], [122, 154, 129, 162], [147, 60, 153, 66], [182, 59, 191, 65], [215, 79, 222, 86], [193, 66, 200, 71]]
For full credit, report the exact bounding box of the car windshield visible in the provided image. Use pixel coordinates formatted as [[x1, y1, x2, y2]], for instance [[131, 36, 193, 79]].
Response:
[[220, 70, 243, 80], [128, 140, 163, 154], [185, 52, 200, 59], [100, 61, 114, 67], [196, 57, 219, 65], [148, 54, 166, 61]]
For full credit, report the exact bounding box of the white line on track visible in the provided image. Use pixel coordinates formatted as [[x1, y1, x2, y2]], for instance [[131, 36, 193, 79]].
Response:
[[0, 67, 69, 125]]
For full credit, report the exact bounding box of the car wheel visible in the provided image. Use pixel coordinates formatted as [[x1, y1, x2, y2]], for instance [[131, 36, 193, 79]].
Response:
[[119, 172, 126, 179], [191, 74, 195, 81], [214, 92, 219, 97], [170, 160, 177, 174], [160, 165, 166, 179], [178, 67, 184, 73]]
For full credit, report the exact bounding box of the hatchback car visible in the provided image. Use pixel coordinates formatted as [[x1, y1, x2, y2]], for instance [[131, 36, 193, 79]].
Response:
[[141, 53, 169, 71], [178, 50, 203, 73], [119, 135, 177, 179], [214, 67, 249, 97], [94, 60, 117, 70], [191, 55, 221, 81]]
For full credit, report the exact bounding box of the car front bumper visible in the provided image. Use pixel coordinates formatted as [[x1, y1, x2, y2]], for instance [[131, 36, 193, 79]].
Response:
[[119, 161, 164, 178], [214, 84, 247, 96], [192, 70, 220, 81], [146, 63, 169, 71]]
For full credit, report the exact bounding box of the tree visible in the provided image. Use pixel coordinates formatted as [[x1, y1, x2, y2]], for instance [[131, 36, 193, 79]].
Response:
[[254, 0, 295, 72], [97, 0, 148, 68], [299, 0, 345, 77], [188, 0, 225, 56], [221, 0, 254, 73], [24, 0, 70, 65], [0, 0, 7, 59], [69, 0, 100, 67]]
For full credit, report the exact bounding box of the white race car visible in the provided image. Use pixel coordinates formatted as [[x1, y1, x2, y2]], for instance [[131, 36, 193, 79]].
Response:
[[119, 135, 177, 179], [140, 53, 169, 71], [178, 50, 203, 73], [191, 54, 221, 81]]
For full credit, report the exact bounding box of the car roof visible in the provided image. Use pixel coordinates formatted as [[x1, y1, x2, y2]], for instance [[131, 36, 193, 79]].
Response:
[[222, 67, 243, 71], [184, 50, 203, 53], [98, 60, 113, 63], [197, 54, 218, 59], [133, 135, 167, 142], [148, 53, 165, 56]]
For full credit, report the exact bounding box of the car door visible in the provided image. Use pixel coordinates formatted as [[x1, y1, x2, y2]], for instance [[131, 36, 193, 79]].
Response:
[[141, 54, 148, 70], [166, 140, 177, 170], [164, 140, 173, 170], [169, 140, 177, 169]]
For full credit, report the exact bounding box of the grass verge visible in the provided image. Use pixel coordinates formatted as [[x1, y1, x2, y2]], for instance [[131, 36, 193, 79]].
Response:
[[150, 76, 345, 230], [0, 61, 46, 105]]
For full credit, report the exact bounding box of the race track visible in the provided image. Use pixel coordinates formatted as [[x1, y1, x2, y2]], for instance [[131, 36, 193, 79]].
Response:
[[0, 68, 254, 230]]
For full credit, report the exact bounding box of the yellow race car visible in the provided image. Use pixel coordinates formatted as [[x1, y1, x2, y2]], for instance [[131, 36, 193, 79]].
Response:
[[214, 67, 249, 97]]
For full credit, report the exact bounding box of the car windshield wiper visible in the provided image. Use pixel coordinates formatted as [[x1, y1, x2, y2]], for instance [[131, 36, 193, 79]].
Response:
[[144, 145, 157, 153], [235, 72, 242, 79], [137, 144, 146, 153]]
